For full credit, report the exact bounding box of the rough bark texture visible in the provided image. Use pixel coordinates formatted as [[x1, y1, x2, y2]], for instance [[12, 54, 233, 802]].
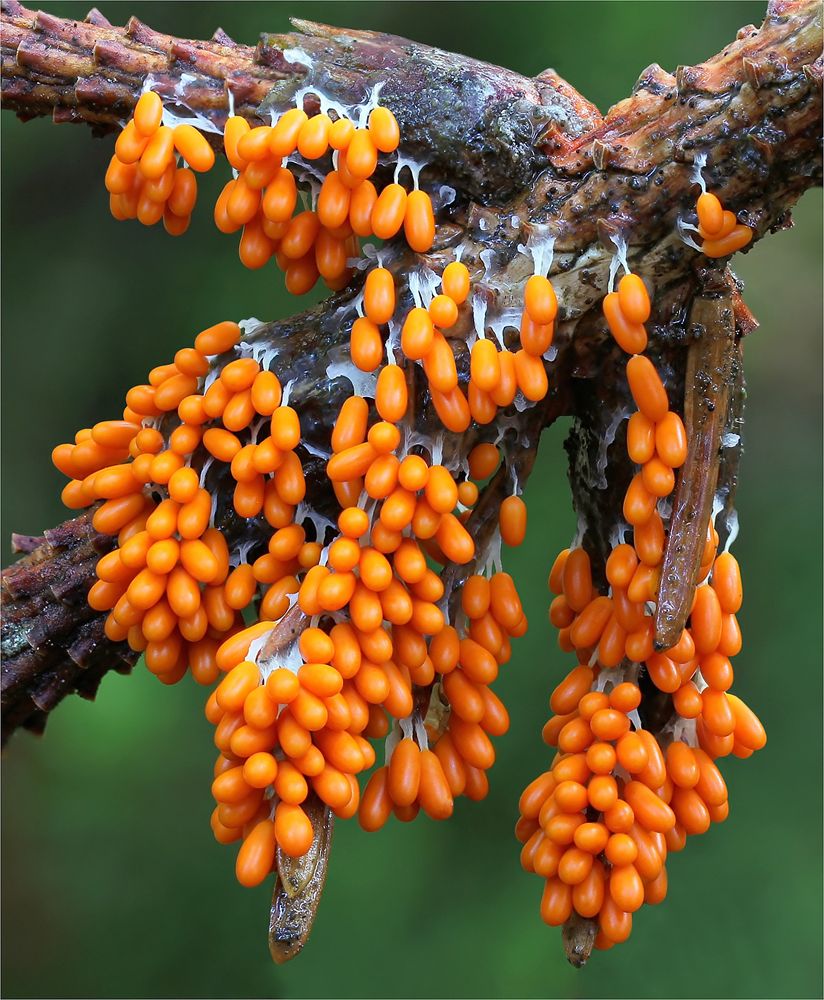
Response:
[[1, 509, 137, 743], [0, 0, 821, 766]]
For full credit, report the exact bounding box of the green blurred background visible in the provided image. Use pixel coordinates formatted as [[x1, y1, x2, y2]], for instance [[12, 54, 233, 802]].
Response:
[[2, 3, 821, 998]]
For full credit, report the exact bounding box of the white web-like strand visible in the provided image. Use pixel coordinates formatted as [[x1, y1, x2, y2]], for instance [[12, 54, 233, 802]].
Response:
[[326, 356, 378, 398], [352, 81, 386, 130], [607, 232, 630, 293], [280, 379, 295, 406], [139, 412, 162, 435], [360, 242, 380, 267], [266, 54, 369, 129], [657, 495, 674, 521], [471, 290, 488, 343], [291, 154, 326, 186], [223, 87, 240, 177], [241, 333, 281, 372], [709, 488, 740, 557], [248, 415, 266, 445], [402, 426, 445, 467], [384, 713, 429, 764], [488, 306, 521, 348], [608, 520, 630, 548], [480, 531, 504, 578], [385, 317, 401, 365], [348, 252, 372, 273], [228, 536, 257, 570], [570, 511, 588, 550], [595, 405, 631, 490], [675, 155, 708, 250], [198, 454, 215, 489], [139, 73, 223, 136], [429, 430, 445, 466], [384, 721, 402, 762], [479, 248, 496, 281], [710, 491, 725, 527], [296, 502, 336, 545], [512, 389, 534, 414], [346, 287, 366, 321], [508, 460, 521, 497], [239, 316, 267, 341], [691, 152, 709, 194], [247, 631, 274, 672], [201, 361, 222, 393], [491, 413, 521, 450], [722, 508, 740, 554], [423, 684, 450, 743], [236, 323, 275, 370], [517, 224, 556, 277], [239, 625, 303, 691], [670, 715, 699, 747], [408, 265, 440, 310], [300, 438, 330, 461], [676, 217, 703, 251], [291, 84, 350, 123], [299, 176, 322, 212], [394, 154, 426, 189]]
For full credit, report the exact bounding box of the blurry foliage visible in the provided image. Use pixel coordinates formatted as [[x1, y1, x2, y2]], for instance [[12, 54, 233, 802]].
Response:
[[1, 3, 821, 998]]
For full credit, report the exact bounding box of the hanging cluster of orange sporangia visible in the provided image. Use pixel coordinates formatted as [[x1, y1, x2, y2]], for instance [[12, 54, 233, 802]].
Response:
[[105, 91, 214, 235], [105, 91, 435, 295], [516, 221, 763, 950], [52, 92, 762, 949], [51, 317, 313, 686], [208, 417, 529, 871]]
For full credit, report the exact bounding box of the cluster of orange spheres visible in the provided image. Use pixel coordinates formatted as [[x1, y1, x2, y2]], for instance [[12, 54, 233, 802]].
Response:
[[85, 94, 766, 948], [105, 91, 214, 234], [87, 90, 544, 894], [516, 265, 765, 948], [516, 678, 735, 947], [106, 91, 437, 296], [203, 386, 532, 881], [215, 103, 435, 294], [51, 318, 321, 687], [358, 561, 528, 828], [357, 260, 479, 432], [695, 191, 753, 258], [53, 306, 536, 887], [209, 553, 528, 883], [353, 257, 558, 437]]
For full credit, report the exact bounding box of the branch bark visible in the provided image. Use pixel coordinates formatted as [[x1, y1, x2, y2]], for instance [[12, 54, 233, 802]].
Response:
[[0, 0, 821, 761], [1, 510, 137, 742]]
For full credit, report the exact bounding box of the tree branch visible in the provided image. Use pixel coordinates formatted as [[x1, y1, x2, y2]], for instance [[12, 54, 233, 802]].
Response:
[[1, 509, 137, 742], [0, 0, 820, 768]]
